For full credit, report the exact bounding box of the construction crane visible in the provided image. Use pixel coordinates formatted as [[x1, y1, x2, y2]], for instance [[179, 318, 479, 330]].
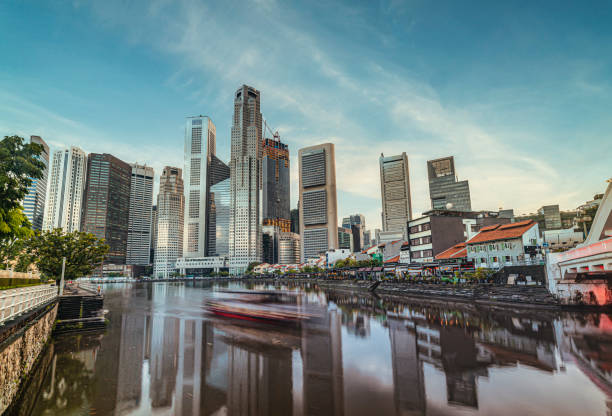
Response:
[[263, 118, 280, 141]]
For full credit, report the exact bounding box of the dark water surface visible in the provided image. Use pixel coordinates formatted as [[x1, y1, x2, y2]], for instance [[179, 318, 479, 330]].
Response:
[[22, 281, 612, 415]]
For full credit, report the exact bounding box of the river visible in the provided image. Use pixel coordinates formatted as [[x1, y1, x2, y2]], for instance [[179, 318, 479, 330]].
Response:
[[19, 281, 612, 415]]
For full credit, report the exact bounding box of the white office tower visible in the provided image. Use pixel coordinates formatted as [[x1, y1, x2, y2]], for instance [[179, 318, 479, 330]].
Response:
[[379, 152, 413, 239], [229, 85, 262, 274], [126, 164, 154, 266], [43, 146, 87, 232], [183, 116, 216, 258], [23, 136, 50, 230], [154, 167, 185, 278]]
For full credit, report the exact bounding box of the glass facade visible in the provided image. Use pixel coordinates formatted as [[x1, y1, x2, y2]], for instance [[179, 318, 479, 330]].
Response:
[[380, 153, 412, 237], [23, 136, 49, 230], [208, 176, 230, 257], [126, 164, 154, 266]]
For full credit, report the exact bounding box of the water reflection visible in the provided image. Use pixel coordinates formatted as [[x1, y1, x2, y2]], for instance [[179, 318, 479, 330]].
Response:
[[26, 282, 612, 416]]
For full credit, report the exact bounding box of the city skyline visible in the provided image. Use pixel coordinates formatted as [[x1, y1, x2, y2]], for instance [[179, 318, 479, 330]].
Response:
[[2, 2, 611, 231]]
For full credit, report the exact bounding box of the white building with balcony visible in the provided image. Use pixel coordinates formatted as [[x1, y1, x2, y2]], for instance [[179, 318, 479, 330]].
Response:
[[466, 220, 541, 269]]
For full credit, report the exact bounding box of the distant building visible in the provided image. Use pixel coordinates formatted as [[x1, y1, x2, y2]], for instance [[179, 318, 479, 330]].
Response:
[[466, 220, 541, 269], [540, 205, 562, 230], [262, 224, 278, 264], [380, 153, 412, 238], [127, 164, 154, 266], [207, 155, 230, 257], [342, 214, 365, 229], [299, 143, 338, 260], [81, 153, 132, 265], [154, 167, 184, 278], [542, 228, 584, 250], [338, 227, 352, 250], [278, 232, 300, 265], [150, 205, 158, 264], [43, 146, 87, 232], [23, 136, 49, 230], [351, 223, 363, 252], [363, 230, 371, 247], [229, 85, 262, 273], [427, 156, 471, 212], [184, 115, 216, 259], [290, 208, 300, 234], [516, 204, 576, 232]]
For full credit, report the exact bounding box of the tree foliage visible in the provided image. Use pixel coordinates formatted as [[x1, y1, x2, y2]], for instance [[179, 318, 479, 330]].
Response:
[[0, 135, 44, 247], [24, 229, 109, 281]]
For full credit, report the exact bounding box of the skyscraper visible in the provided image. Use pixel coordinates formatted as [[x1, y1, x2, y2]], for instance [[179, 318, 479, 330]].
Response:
[[126, 164, 154, 266], [184, 116, 216, 258], [154, 167, 184, 278], [261, 135, 290, 231], [299, 143, 338, 261], [207, 155, 230, 257], [380, 153, 413, 238], [81, 153, 132, 265], [229, 85, 262, 273], [150, 205, 158, 264], [23, 136, 49, 230], [43, 146, 87, 232], [427, 156, 471, 212]]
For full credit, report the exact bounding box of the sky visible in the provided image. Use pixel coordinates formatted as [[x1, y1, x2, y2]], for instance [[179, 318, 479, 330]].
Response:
[[1, 0, 611, 231]]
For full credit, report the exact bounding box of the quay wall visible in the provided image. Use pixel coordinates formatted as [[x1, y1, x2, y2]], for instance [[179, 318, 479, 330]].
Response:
[[0, 302, 57, 414]]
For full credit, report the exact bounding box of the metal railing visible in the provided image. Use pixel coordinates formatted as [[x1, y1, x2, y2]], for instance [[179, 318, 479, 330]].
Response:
[[0, 269, 41, 279], [77, 281, 101, 295], [0, 283, 57, 325]]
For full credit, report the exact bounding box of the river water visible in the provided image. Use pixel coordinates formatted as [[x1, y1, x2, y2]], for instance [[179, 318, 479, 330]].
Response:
[[21, 281, 612, 416]]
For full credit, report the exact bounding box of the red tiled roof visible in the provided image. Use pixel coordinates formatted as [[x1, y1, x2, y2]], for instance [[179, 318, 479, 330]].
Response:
[[385, 255, 400, 263], [466, 220, 537, 244], [435, 242, 467, 260]]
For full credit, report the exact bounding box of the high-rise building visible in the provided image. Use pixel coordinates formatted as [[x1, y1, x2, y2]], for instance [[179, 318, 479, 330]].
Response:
[[154, 167, 184, 278], [290, 208, 300, 234], [380, 153, 412, 238], [184, 116, 216, 258], [207, 155, 230, 257], [278, 232, 300, 265], [81, 153, 132, 265], [43, 146, 87, 232], [23, 136, 49, 230], [342, 214, 366, 252], [126, 164, 154, 266], [150, 205, 158, 264], [427, 156, 471, 212], [338, 227, 352, 250], [341, 214, 365, 230], [299, 143, 338, 261], [262, 135, 290, 232], [229, 85, 263, 273], [262, 224, 278, 264], [351, 224, 363, 252], [363, 230, 371, 248]]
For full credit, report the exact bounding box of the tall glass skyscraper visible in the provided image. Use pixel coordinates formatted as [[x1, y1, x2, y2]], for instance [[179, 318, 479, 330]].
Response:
[[23, 136, 49, 230], [427, 156, 471, 212], [229, 85, 262, 273], [81, 153, 132, 265], [154, 167, 184, 278], [184, 116, 216, 258], [207, 155, 230, 257], [43, 146, 87, 232]]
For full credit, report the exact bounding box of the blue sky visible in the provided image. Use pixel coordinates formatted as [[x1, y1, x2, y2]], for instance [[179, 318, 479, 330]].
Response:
[[1, 0, 611, 230]]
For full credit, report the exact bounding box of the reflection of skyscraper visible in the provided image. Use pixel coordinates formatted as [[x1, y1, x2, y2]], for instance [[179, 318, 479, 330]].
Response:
[[149, 316, 180, 409], [388, 318, 426, 415], [302, 309, 344, 416], [116, 312, 146, 413], [427, 156, 471, 212]]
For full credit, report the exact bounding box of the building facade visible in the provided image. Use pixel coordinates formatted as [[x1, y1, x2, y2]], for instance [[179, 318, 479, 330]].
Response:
[[81, 153, 132, 265], [262, 136, 290, 225], [23, 136, 49, 230], [427, 156, 471, 212], [126, 164, 154, 266], [154, 167, 185, 278], [380, 153, 412, 238], [43, 146, 87, 232], [150, 205, 157, 264], [299, 143, 338, 261], [278, 232, 300, 265], [229, 85, 262, 273], [338, 227, 352, 250], [207, 155, 230, 257], [290, 208, 299, 234], [184, 116, 216, 258]]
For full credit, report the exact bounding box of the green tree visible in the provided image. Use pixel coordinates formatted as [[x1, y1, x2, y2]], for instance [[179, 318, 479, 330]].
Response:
[[25, 229, 109, 282], [334, 259, 346, 269], [246, 262, 261, 272]]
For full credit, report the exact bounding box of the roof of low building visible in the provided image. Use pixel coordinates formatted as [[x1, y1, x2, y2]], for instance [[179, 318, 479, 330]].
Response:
[[435, 242, 467, 260], [385, 255, 400, 263], [466, 220, 537, 244]]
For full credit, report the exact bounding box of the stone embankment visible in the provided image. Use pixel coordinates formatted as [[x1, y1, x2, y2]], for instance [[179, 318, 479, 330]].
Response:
[[0, 302, 57, 414]]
